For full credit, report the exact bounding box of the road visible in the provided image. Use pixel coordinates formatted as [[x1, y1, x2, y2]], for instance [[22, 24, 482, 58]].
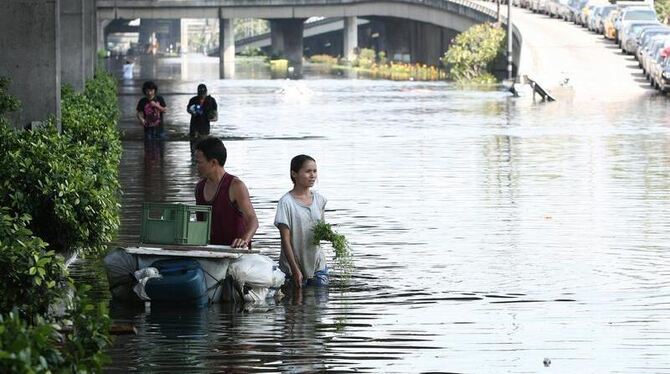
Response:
[[476, 2, 656, 101]]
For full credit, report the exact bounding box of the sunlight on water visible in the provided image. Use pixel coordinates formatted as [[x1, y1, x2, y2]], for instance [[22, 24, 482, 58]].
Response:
[[71, 57, 670, 373]]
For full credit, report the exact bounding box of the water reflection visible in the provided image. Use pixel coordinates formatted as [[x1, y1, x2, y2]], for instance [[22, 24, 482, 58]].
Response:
[[71, 57, 670, 372]]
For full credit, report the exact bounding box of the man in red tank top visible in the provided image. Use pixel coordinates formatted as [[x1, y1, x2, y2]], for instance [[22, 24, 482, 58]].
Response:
[[194, 137, 258, 248]]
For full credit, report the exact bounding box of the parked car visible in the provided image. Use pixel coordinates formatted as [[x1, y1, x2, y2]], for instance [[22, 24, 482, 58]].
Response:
[[581, 5, 595, 27], [621, 21, 661, 54], [530, 0, 548, 13], [658, 57, 670, 93], [520, 0, 533, 8], [636, 29, 670, 65], [604, 8, 621, 39], [546, 0, 569, 18], [594, 5, 616, 34], [642, 36, 669, 79], [616, 6, 658, 46], [649, 46, 668, 89]]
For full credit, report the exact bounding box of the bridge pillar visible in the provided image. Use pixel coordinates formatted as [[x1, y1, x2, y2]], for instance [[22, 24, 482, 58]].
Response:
[[60, 0, 86, 91], [97, 18, 111, 53], [270, 18, 306, 75], [343, 16, 358, 62], [84, 0, 96, 79], [219, 18, 235, 79], [0, 0, 61, 130]]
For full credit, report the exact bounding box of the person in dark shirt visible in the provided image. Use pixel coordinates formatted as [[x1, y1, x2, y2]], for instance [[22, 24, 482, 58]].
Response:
[[136, 81, 167, 140], [187, 84, 218, 138], [194, 137, 258, 248]]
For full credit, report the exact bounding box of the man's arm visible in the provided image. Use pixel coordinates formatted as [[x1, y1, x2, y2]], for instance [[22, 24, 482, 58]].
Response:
[[229, 178, 259, 248]]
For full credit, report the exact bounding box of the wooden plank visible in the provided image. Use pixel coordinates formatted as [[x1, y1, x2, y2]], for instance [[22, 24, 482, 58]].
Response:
[[124, 246, 242, 259], [113, 241, 262, 254]]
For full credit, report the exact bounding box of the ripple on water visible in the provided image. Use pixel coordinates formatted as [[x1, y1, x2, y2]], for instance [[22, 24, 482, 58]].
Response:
[[70, 68, 670, 372]]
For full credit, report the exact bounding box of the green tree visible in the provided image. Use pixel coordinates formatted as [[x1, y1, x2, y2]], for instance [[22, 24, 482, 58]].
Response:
[[441, 23, 506, 84]]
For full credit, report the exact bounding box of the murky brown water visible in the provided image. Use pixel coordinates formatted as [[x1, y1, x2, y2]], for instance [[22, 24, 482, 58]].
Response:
[[72, 55, 670, 373]]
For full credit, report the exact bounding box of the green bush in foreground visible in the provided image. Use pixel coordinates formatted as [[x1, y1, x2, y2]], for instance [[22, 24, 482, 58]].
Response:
[[0, 72, 118, 372], [0, 210, 111, 373], [0, 72, 121, 255], [0, 208, 69, 321], [441, 23, 506, 84]]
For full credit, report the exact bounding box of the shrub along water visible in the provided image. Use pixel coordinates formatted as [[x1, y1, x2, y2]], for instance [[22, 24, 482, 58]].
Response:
[[440, 23, 506, 84], [0, 71, 119, 372], [0, 72, 121, 255]]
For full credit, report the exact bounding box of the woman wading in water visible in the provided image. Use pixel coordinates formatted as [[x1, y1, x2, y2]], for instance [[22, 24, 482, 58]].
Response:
[[274, 155, 329, 288]]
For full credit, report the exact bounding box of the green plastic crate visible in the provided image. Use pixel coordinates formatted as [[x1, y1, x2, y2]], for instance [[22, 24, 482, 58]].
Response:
[[140, 203, 211, 246]]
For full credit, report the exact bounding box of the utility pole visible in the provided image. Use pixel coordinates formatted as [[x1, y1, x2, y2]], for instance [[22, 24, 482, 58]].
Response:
[[497, 0, 501, 23], [507, 0, 513, 80]]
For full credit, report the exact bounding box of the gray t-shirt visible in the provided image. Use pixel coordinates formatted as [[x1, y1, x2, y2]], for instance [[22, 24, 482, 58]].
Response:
[[274, 191, 327, 278]]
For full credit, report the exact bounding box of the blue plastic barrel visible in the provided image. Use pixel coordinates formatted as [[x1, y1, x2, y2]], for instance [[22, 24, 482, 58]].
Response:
[[145, 258, 209, 306]]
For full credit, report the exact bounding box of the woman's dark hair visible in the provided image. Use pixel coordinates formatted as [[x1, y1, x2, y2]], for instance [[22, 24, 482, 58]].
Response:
[[290, 154, 315, 183], [195, 137, 227, 167], [142, 81, 158, 95]]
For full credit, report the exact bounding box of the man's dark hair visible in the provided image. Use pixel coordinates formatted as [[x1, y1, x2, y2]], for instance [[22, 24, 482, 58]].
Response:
[[290, 154, 315, 183], [196, 137, 227, 167], [142, 81, 158, 95], [197, 84, 207, 96]]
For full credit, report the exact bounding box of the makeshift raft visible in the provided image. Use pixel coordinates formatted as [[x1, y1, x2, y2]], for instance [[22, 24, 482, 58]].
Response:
[[104, 244, 282, 307]]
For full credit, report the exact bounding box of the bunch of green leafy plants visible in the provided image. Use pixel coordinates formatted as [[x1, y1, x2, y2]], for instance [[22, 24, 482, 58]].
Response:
[[312, 221, 351, 258], [441, 22, 506, 84], [312, 221, 354, 276]]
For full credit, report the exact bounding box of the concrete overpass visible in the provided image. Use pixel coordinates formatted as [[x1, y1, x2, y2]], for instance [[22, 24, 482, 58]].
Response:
[[0, 0, 520, 129], [97, 0, 522, 78]]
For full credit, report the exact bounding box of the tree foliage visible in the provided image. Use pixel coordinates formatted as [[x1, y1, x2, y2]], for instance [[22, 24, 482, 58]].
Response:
[[441, 23, 506, 84]]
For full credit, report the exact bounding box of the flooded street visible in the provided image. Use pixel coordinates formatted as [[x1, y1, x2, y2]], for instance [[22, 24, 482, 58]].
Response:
[[79, 56, 670, 373]]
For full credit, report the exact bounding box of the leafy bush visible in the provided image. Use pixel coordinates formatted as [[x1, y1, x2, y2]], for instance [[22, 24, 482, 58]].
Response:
[[0, 208, 69, 321], [353, 48, 377, 69], [441, 23, 506, 84], [60, 284, 111, 373], [0, 77, 20, 116], [309, 54, 339, 65], [0, 294, 111, 374], [0, 72, 115, 373], [656, 0, 670, 23], [239, 46, 266, 57], [0, 72, 121, 255], [0, 311, 64, 373]]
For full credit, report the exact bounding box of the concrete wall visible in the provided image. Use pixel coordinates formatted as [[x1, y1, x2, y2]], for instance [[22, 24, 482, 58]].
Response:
[[0, 0, 61, 130], [61, 0, 86, 91]]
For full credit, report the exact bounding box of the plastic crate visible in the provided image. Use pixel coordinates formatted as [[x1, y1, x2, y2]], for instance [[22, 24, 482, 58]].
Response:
[[140, 203, 211, 245]]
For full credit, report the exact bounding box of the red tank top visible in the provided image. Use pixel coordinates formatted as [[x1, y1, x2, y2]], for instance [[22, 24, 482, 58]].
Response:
[[195, 173, 246, 246]]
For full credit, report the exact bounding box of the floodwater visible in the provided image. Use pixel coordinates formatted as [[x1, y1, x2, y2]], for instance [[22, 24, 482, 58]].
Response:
[[74, 55, 670, 373]]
